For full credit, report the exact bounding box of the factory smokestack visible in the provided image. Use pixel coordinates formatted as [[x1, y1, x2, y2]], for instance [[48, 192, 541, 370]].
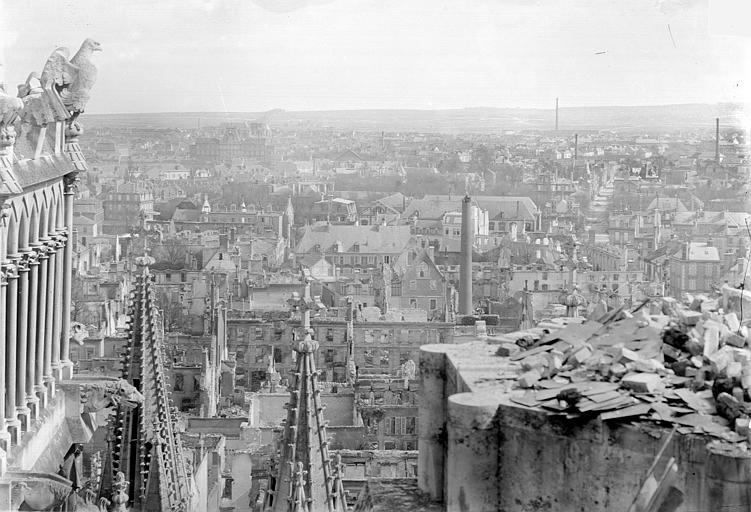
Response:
[[459, 196, 474, 315], [555, 98, 559, 131], [715, 117, 720, 165]]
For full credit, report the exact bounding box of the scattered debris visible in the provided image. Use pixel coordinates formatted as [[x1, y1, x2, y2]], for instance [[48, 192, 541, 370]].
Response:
[[499, 296, 751, 451]]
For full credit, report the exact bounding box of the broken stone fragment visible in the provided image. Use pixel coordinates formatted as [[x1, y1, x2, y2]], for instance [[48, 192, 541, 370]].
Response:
[[518, 370, 541, 388], [495, 343, 520, 358], [522, 354, 547, 371], [547, 350, 564, 370], [610, 362, 628, 379], [661, 344, 683, 362], [703, 324, 720, 357], [734, 349, 751, 364], [632, 358, 665, 374], [724, 333, 746, 349], [621, 372, 663, 393], [734, 417, 751, 437], [671, 359, 690, 376], [716, 392, 744, 421], [617, 347, 642, 364], [566, 345, 593, 367], [708, 346, 736, 374], [742, 366, 751, 390], [684, 339, 704, 357], [680, 310, 703, 326], [725, 312, 741, 333], [726, 362, 743, 379]]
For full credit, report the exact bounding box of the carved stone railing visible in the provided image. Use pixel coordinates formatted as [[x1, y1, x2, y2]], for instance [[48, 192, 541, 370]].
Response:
[[0, 470, 73, 511]]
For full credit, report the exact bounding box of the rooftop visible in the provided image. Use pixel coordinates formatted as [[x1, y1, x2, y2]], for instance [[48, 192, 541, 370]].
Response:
[[687, 242, 721, 262], [295, 223, 414, 254]]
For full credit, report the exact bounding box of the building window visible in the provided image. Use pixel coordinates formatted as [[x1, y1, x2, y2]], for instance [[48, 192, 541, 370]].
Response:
[[385, 417, 396, 436], [274, 347, 283, 364], [429, 299, 437, 310], [542, 272, 548, 280], [410, 299, 417, 308], [406, 417, 416, 435], [409, 280, 417, 290], [255, 347, 268, 364], [325, 349, 335, 364]]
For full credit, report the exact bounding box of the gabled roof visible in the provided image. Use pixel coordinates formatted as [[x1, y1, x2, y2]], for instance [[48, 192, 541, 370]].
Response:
[[298, 252, 334, 268], [402, 195, 539, 221], [392, 248, 444, 281], [295, 223, 414, 254], [333, 149, 363, 162], [377, 192, 408, 212], [172, 206, 201, 222], [646, 197, 689, 212]]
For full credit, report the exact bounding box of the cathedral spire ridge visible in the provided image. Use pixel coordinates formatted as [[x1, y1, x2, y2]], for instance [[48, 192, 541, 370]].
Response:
[[263, 330, 348, 512]]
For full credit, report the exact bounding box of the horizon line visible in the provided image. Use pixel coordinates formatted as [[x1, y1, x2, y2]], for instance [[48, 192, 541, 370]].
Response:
[[84, 101, 749, 117]]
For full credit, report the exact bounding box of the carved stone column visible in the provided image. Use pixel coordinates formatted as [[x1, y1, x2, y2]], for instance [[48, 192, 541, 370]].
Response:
[[15, 259, 31, 431], [35, 246, 50, 409], [26, 251, 40, 419], [4, 263, 21, 442], [51, 235, 65, 381], [44, 244, 57, 397], [0, 268, 9, 450], [61, 173, 77, 380]]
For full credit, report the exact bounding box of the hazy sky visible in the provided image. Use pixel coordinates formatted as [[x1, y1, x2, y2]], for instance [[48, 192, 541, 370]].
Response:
[[1, 0, 749, 113]]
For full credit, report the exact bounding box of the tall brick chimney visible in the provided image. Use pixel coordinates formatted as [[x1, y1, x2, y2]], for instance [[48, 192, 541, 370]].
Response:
[[459, 196, 474, 315], [555, 98, 559, 131], [715, 117, 720, 165]]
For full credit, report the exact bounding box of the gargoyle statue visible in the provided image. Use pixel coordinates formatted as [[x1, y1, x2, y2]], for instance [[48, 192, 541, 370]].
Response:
[[0, 85, 23, 124], [80, 379, 144, 413], [0, 84, 23, 155], [40, 38, 102, 123]]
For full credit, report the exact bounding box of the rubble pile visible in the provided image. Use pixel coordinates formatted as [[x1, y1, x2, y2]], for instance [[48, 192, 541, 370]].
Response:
[[495, 296, 751, 448]]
